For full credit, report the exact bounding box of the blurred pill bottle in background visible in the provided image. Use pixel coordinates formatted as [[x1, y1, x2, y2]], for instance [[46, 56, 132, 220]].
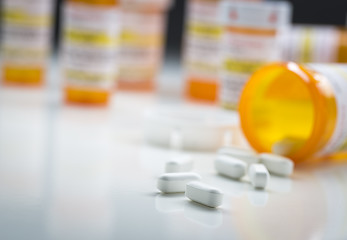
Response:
[[281, 25, 347, 63], [117, 0, 172, 91], [1, 0, 53, 86], [61, 0, 120, 105], [219, 1, 291, 110], [183, 0, 261, 103], [239, 62, 347, 164]]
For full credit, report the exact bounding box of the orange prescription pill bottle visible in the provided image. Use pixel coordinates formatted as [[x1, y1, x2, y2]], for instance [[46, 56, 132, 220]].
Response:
[[1, 0, 53, 86], [118, 0, 172, 91], [62, 0, 120, 105], [184, 0, 261, 103], [239, 62, 347, 164], [282, 25, 347, 63], [184, 0, 222, 103]]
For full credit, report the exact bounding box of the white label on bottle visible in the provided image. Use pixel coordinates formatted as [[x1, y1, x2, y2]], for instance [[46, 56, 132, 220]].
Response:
[[120, 0, 172, 10], [220, 1, 292, 29], [62, 3, 120, 89], [184, 0, 222, 82], [309, 64, 347, 155], [282, 26, 339, 63], [1, 0, 53, 66], [219, 1, 291, 108], [119, 10, 164, 82]]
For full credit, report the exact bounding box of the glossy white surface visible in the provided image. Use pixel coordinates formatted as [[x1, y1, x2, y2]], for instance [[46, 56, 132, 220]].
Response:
[[165, 155, 194, 173], [0, 84, 347, 240]]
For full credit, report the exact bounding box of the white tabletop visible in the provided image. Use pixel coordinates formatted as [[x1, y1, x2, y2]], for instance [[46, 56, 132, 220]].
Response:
[[0, 82, 347, 240]]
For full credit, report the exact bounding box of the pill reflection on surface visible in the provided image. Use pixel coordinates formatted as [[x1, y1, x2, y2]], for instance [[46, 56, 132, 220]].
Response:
[[184, 201, 223, 228], [155, 194, 185, 213]]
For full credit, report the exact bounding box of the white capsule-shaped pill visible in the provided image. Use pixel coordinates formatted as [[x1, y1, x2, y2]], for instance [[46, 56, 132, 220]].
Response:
[[218, 146, 259, 164], [165, 155, 194, 173], [186, 181, 223, 208], [259, 153, 294, 177], [214, 155, 247, 179], [248, 164, 270, 189], [157, 172, 201, 193]]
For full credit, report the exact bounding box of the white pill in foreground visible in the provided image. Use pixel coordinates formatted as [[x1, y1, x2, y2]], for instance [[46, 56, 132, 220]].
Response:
[[165, 155, 194, 173], [248, 164, 269, 189], [218, 146, 259, 164], [157, 172, 201, 193], [215, 155, 247, 179], [259, 153, 294, 177], [186, 181, 223, 208]]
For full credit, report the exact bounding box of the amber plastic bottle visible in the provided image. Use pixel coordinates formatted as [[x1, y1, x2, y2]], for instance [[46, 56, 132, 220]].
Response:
[[117, 0, 171, 91], [62, 0, 120, 105], [184, 0, 222, 103], [1, 0, 53, 86], [239, 62, 347, 164], [184, 0, 262, 103]]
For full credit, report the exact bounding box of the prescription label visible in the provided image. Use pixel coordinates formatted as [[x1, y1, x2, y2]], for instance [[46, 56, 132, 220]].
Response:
[[309, 64, 347, 155], [62, 3, 120, 89], [1, 0, 53, 84], [119, 10, 165, 83], [282, 26, 339, 63], [219, 1, 291, 109], [184, 0, 222, 83]]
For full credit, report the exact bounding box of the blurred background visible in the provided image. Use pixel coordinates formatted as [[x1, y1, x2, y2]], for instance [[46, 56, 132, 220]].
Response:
[[52, 0, 347, 57], [1, 1, 347, 240]]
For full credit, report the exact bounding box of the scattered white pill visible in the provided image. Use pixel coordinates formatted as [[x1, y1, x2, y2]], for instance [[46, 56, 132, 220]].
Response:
[[186, 181, 223, 208], [248, 164, 270, 189], [157, 172, 201, 193], [214, 155, 247, 179], [218, 146, 259, 164], [259, 153, 294, 177], [165, 155, 194, 173]]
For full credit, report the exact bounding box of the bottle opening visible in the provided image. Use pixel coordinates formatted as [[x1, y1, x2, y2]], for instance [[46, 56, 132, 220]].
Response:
[[240, 63, 317, 161]]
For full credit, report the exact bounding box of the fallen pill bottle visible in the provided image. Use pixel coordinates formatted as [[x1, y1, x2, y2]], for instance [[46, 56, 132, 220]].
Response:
[[117, 0, 173, 91], [1, 0, 54, 86], [281, 25, 347, 63], [239, 62, 347, 164], [61, 0, 120, 105]]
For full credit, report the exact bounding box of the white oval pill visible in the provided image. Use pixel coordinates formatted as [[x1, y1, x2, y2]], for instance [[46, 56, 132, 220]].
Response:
[[259, 153, 294, 177], [186, 181, 223, 208], [165, 155, 194, 173], [214, 155, 247, 179], [218, 146, 259, 164], [248, 164, 270, 189], [157, 172, 201, 193]]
